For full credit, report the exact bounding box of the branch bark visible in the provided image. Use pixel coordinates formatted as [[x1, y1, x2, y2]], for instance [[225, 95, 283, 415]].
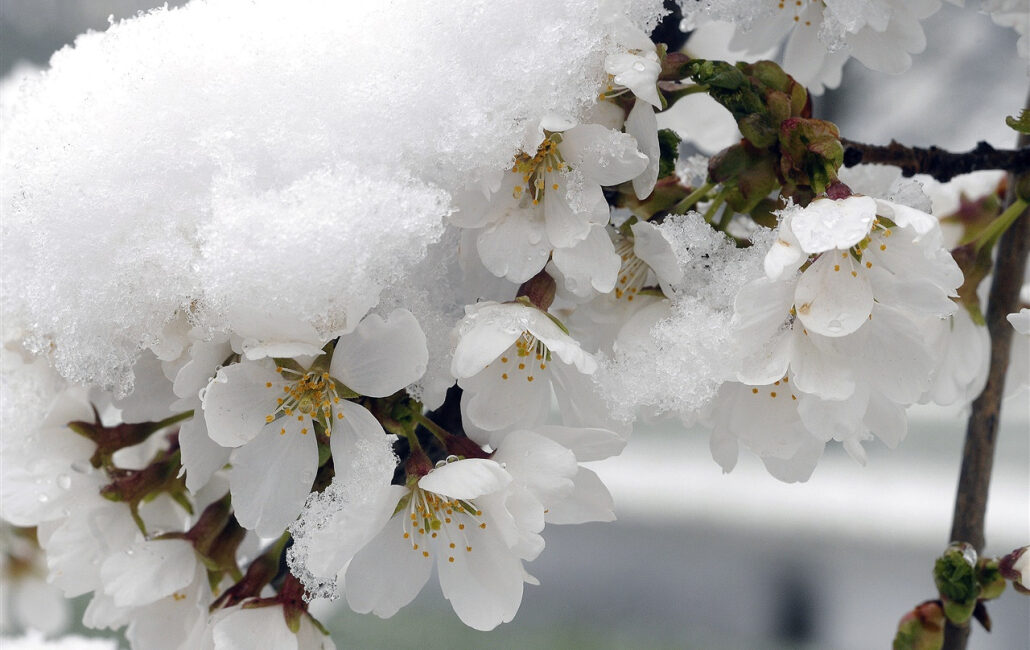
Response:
[[941, 122, 1030, 649], [840, 138, 1030, 182]]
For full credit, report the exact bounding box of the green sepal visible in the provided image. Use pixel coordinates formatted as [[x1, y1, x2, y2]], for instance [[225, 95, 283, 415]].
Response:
[[657, 129, 680, 179], [1005, 109, 1030, 134]]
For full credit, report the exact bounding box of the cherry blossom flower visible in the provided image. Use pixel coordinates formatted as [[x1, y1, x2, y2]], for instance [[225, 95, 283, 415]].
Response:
[[451, 119, 647, 285], [451, 301, 607, 437], [201, 309, 427, 536], [313, 427, 623, 630]]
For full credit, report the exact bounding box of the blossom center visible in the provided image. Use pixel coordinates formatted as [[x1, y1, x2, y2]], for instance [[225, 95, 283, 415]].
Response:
[[497, 332, 550, 383], [511, 136, 567, 205], [266, 367, 343, 436], [400, 484, 486, 562], [613, 235, 649, 302]]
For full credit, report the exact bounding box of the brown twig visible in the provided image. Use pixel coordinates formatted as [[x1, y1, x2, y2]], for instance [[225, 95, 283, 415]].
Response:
[[841, 138, 1030, 182], [941, 116, 1030, 650]]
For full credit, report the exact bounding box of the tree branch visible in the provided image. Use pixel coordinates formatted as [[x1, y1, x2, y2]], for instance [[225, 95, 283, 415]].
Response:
[[840, 138, 1030, 182], [941, 115, 1030, 650]]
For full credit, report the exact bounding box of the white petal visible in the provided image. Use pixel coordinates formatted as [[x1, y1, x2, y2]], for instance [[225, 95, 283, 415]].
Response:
[[559, 123, 649, 187], [230, 421, 318, 537], [789, 196, 876, 254], [797, 388, 868, 443], [301, 484, 407, 582], [631, 220, 683, 284], [330, 309, 428, 398], [763, 226, 805, 281], [417, 458, 512, 500], [436, 521, 525, 630], [543, 467, 616, 524], [345, 515, 433, 619], [179, 415, 231, 493], [864, 389, 907, 449], [789, 330, 856, 400], [604, 52, 662, 108], [100, 539, 196, 608], [529, 424, 627, 461], [550, 362, 617, 430], [794, 253, 873, 337], [202, 361, 284, 448], [451, 326, 522, 380], [626, 101, 659, 200], [459, 360, 551, 432], [328, 400, 389, 479], [213, 606, 297, 650], [491, 431, 577, 505], [543, 179, 595, 248], [475, 209, 552, 282], [551, 225, 621, 296]]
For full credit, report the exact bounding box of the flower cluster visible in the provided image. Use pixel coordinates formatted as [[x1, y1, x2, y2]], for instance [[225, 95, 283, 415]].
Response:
[[0, 0, 1025, 647]]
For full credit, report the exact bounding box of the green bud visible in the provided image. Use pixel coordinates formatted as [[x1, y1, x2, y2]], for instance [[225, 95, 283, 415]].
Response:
[[977, 558, 1006, 601], [934, 542, 980, 624], [657, 129, 680, 180], [893, 600, 945, 650], [778, 117, 843, 194]]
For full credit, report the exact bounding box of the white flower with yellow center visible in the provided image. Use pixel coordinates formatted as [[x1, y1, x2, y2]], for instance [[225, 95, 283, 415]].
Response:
[[318, 427, 622, 631], [731, 194, 962, 456], [569, 220, 682, 350], [201, 309, 427, 536], [451, 120, 647, 286], [451, 301, 607, 437]]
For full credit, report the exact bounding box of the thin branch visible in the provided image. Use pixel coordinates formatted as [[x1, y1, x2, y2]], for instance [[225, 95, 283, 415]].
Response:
[[840, 138, 1030, 182], [941, 106, 1030, 650]]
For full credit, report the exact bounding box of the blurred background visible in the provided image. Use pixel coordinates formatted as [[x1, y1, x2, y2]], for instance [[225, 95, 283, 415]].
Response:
[[1, 1, 1028, 648]]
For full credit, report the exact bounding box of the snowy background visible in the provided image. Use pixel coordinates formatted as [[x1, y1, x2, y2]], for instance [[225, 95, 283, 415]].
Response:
[[1, 1, 1027, 648]]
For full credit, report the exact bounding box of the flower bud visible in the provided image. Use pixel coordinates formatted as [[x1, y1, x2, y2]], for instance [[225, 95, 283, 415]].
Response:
[[934, 542, 980, 624], [893, 600, 945, 650], [998, 546, 1030, 595]]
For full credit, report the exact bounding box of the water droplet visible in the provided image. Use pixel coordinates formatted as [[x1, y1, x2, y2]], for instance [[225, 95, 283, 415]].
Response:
[[632, 61, 647, 72], [71, 460, 92, 474], [57, 474, 72, 490], [37, 494, 49, 503], [445, 455, 459, 464], [827, 319, 842, 332]]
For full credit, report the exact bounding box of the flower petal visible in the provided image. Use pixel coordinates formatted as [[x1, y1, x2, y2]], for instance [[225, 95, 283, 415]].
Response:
[[330, 309, 428, 398], [202, 360, 283, 448], [551, 225, 621, 296], [328, 400, 390, 479], [417, 458, 512, 500], [626, 100, 659, 200], [794, 253, 873, 337], [345, 514, 433, 619], [229, 420, 318, 537], [559, 123, 648, 187], [789, 196, 876, 254]]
